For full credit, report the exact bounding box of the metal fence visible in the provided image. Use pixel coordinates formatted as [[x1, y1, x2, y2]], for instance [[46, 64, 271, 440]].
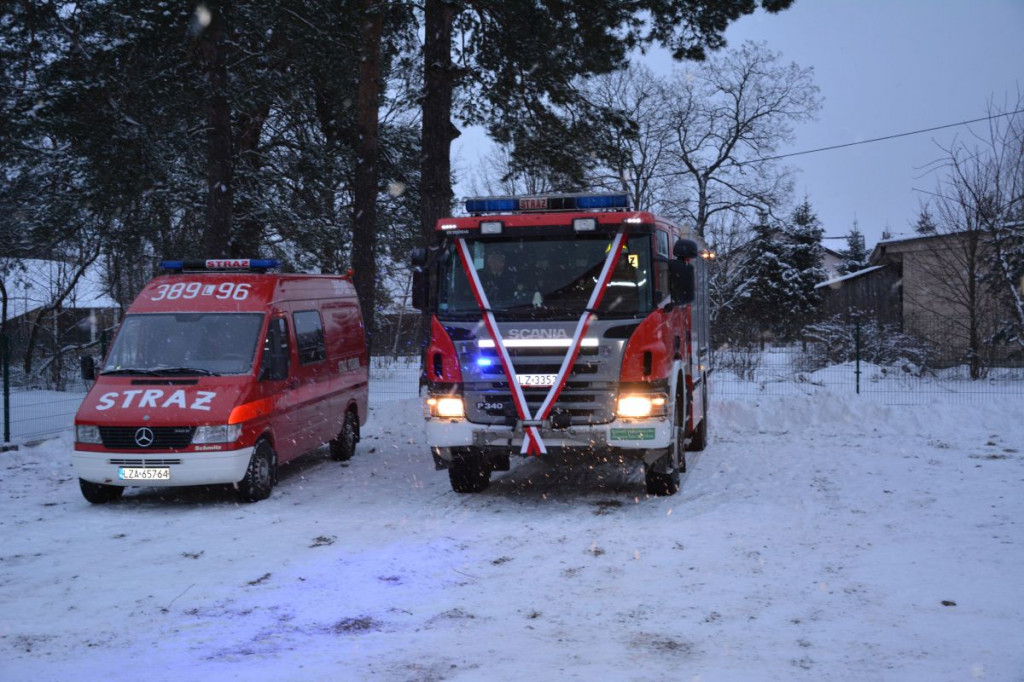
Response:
[[3, 350, 1023, 446]]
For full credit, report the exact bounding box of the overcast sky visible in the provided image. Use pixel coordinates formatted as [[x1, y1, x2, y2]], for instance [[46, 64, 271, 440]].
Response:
[[453, 0, 1024, 250], [716, 0, 1024, 248]]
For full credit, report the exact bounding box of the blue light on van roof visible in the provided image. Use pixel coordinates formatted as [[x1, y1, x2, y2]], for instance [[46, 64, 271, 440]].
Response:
[[464, 193, 630, 214], [160, 259, 282, 272]]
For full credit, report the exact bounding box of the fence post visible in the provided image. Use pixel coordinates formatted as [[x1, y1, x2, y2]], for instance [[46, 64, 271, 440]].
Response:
[[854, 317, 861, 395], [3, 334, 10, 443]]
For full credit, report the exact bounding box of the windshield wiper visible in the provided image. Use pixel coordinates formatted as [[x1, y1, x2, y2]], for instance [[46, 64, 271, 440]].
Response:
[[101, 366, 219, 377], [154, 366, 219, 376], [101, 368, 165, 376]]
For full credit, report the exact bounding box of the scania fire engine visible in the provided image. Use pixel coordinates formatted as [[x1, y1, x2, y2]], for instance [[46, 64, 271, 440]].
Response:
[[411, 193, 710, 496]]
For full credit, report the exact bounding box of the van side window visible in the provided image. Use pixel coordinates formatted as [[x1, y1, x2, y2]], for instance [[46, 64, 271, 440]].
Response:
[[259, 317, 291, 381], [294, 310, 326, 365]]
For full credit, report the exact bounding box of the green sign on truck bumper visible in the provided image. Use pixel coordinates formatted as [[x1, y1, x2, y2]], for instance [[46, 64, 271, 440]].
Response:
[[609, 428, 657, 441]]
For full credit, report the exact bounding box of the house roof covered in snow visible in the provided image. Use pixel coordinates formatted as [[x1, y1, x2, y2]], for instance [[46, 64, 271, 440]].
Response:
[[1, 259, 117, 320]]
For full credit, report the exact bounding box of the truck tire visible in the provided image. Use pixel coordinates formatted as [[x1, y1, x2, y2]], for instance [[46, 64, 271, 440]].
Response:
[[448, 451, 491, 493], [79, 479, 125, 504], [687, 382, 708, 452], [237, 440, 275, 502], [330, 410, 359, 461], [645, 394, 683, 496]]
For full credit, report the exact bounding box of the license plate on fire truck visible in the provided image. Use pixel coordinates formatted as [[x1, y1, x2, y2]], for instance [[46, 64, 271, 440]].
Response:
[[119, 467, 171, 481], [516, 373, 557, 387]]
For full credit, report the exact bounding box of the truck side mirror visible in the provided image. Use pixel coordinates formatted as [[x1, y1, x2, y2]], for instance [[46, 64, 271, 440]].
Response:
[[411, 269, 427, 310], [673, 238, 699, 259], [410, 249, 429, 310], [669, 261, 695, 305], [80, 356, 96, 381]]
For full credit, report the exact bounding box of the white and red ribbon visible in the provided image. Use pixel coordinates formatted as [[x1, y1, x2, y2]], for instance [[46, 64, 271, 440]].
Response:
[[456, 231, 626, 456]]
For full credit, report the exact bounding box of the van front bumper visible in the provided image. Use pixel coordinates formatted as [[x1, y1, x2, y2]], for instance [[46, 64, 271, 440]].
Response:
[[425, 416, 672, 463], [72, 445, 255, 487]]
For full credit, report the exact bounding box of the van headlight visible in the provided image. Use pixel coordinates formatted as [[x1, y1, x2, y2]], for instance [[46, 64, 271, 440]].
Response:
[[192, 424, 243, 444], [616, 393, 668, 419], [76, 424, 102, 444], [425, 396, 465, 419]]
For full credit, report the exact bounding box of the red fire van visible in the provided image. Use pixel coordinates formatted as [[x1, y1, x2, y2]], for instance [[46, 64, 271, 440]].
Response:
[[72, 259, 368, 503]]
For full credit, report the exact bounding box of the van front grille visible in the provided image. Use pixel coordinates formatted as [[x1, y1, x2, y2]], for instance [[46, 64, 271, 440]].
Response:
[[98, 426, 195, 450]]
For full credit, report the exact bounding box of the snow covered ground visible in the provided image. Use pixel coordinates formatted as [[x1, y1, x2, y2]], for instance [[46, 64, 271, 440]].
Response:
[[1, 391, 1022, 681]]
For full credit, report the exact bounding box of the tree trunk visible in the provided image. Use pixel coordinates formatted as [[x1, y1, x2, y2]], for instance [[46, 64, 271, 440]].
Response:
[[420, 0, 459, 246], [232, 106, 270, 257], [418, 0, 460, 350], [200, 4, 234, 258], [351, 0, 384, 350]]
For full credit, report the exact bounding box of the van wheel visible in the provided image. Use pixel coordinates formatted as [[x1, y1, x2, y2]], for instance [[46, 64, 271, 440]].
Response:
[[645, 395, 683, 496], [237, 440, 275, 503], [79, 479, 124, 504], [330, 410, 358, 461], [448, 451, 491, 493]]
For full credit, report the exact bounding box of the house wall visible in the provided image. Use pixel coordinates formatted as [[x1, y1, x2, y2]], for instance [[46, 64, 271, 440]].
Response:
[[818, 265, 902, 327], [876, 235, 1020, 368]]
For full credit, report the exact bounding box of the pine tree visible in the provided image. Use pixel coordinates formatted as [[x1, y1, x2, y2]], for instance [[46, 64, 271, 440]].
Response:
[[838, 221, 868, 275], [914, 206, 938, 235], [784, 199, 826, 333]]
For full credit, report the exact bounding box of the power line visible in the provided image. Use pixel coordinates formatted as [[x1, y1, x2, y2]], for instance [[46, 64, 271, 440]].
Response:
[[762, 108, 1024, 163]]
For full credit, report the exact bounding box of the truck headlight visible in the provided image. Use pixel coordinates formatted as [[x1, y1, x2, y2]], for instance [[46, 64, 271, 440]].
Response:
[[192, 424, 243, 444], [76, 424, 102, 444], [616, 394, 668, 419], [426, 396, 465, 418]]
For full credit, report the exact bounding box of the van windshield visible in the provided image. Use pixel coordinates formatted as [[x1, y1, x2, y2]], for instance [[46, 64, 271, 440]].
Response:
[[437, 235, 653, 321], [102, 313, 265, 376]]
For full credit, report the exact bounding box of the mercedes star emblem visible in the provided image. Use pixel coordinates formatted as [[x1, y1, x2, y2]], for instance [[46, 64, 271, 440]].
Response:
[[134, 427, 155, 448]]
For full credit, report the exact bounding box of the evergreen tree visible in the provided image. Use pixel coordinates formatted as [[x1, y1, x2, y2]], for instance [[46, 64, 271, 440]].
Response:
[[914, 206, 938, 235], [838, 221, 868, 275], [784, 199, 826, 332], [734, 201, 825, 342], [733, 219, 791, 342]]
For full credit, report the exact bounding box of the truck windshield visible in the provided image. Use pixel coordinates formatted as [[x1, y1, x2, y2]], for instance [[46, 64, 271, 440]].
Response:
[[438, 234, 652, 320], [102, 313, 265, 376]]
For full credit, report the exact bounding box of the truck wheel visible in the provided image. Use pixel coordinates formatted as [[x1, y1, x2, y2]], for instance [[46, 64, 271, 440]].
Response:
[[330, 410, 358, 461], [79, 479, 124, 504], [687, 383, 708, 452], [448, 452, 491, 493], [237, 440, 275, 503], [645, 395, 683, 496]]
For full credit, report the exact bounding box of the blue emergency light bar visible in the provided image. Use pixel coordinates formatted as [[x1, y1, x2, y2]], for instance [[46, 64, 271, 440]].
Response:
[[465, 193, 630, 215], [160, 258, 281, 273]]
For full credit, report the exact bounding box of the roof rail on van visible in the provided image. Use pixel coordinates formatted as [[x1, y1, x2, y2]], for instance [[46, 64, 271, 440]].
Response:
[[160, 259, 282, 273]]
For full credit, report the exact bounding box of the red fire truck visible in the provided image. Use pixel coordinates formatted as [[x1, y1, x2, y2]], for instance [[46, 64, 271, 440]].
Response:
[[412, 193, 710, 496]]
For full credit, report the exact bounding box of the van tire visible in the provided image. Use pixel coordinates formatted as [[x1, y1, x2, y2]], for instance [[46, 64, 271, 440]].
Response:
[[79, 479, 125, 504], [448, 451, 491, 493], [330, 410, 358, 461], [237, 440, 275, 503]]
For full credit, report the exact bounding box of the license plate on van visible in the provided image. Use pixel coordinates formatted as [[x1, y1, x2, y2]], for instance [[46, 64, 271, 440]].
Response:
[[119, 467, 171, 481], [516, 373, 557, 387]]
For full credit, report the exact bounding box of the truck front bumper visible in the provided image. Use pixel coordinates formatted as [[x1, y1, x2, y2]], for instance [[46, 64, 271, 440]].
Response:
[[425, 416, 672, 466]]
